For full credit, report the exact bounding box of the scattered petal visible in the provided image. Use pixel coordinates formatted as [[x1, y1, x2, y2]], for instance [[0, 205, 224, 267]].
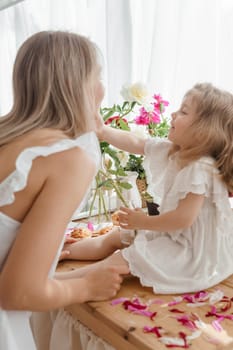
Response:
[[159, 331, 189, 348], [212, 320, 223, 332], [169, 308, 185, 313], [143, 325, 164, 338], [195, 319, 233, 346], [209, 290, 224, 305], [87, 221, 94, 231], [110, 297, 129, 305], [176, 315, 197, 331]]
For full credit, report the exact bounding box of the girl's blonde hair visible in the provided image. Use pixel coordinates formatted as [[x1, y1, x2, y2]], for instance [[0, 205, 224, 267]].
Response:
[[170, 83, 233, 192], [0, 31, 100, 145]]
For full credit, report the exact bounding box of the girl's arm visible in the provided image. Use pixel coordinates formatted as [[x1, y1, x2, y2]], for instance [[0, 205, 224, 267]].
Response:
[[96, 112, 146, 155], [118, 193, 205, 231], [0, 147, 129, 311]]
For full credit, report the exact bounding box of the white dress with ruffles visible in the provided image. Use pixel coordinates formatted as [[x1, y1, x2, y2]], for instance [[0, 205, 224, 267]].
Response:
[[122, 137, 233, 294], [0, 132, 114, 350]]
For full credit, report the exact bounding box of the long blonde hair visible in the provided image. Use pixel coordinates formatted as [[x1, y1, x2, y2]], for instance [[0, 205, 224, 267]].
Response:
[[0, 31, 100, 145], [170, 83, 233, 192]]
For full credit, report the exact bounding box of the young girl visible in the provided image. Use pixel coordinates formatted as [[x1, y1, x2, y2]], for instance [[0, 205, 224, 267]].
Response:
[[0, 31, 129, 349], [64, 82, 233, 295]]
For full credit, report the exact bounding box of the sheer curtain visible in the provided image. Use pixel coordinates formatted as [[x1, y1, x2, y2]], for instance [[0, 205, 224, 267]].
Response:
[[129, 0, 233, 110], [1, 0, 233, 114], [0, 0, 25, 11]]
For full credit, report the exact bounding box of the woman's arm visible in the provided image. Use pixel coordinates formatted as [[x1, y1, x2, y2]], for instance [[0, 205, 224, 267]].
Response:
[[118, 193, 205, 232], [96, 112, 146, 155], [0, 147, 129, 311]]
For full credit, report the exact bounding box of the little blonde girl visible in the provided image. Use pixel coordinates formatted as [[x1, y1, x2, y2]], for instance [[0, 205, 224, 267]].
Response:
[[65, 82, 233, 294]]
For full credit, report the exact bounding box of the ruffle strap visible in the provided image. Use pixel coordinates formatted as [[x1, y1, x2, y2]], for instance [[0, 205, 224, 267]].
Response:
[[0, 132, 100, 207], [161, 157, 233, 234]]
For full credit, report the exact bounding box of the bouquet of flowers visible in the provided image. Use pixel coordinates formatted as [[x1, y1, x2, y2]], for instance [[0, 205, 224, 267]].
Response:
[[89, 82, 170, 220]]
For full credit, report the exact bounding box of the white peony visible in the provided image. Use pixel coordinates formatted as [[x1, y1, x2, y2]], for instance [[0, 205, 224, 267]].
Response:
[[120, 82, 150, 104]]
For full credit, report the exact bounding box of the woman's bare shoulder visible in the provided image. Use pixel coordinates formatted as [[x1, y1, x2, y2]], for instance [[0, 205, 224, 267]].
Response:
[[0, 133, 95, 222], [0, 128, 68, 182]]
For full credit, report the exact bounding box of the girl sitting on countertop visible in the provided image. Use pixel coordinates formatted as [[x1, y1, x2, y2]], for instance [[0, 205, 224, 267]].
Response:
[[63, 82, 233, 294]]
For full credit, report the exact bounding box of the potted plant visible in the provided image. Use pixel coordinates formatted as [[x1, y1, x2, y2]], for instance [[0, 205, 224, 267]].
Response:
[[141, 191, 160, 215]]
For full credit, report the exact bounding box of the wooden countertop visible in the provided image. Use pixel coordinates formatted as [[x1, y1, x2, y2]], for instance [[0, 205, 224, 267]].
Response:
[[57, 259, 233, 350]]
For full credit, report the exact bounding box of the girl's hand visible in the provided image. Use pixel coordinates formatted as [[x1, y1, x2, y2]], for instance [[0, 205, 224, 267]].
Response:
[[118, 206, 147, 230], [59, 236, 78, 261], [84, 264, 129, 301]]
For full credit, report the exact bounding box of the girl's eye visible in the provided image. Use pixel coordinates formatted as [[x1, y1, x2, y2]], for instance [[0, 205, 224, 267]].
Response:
[[181, 109, 187, 115]]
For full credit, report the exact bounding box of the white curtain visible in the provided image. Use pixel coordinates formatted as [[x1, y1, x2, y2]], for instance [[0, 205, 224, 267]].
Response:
[[128, 0, 233, 111], [0, 0, 25, 11], [1, 0, 233, 115]]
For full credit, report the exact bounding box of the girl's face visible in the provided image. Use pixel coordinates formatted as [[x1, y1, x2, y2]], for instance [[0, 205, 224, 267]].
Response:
[[168, 95, 197, 148]]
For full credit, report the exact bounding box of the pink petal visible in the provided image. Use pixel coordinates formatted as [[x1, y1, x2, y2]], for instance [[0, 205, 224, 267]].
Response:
[[169, 308, 185, 313], [87, 222, 94, 231], [143, 325, 163, 338], [132, 309, 157, 320], [175, 315, 198, 331], [212, 320, 223, 332], [110, 297, 129, 305]]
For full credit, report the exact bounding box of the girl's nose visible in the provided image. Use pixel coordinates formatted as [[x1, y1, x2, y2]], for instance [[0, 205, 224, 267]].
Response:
[[171, 112, 176, 119]]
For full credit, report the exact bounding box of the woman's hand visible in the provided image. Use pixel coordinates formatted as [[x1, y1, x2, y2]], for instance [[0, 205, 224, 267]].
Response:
[[118, 206, 147, 230], [84, 259, 130, 301]]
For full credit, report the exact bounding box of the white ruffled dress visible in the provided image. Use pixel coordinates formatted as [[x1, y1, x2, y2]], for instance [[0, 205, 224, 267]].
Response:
[[122, 137, 233, 294], [0, 132, 114, 350]]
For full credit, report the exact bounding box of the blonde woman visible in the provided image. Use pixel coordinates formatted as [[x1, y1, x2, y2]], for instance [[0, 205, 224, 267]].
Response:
[[0, 31, 129, 349], [65, 83, 233, 294]]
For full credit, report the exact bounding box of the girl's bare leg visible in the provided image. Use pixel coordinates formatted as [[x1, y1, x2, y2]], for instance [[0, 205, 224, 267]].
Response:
[[64, 226, 122, 261]]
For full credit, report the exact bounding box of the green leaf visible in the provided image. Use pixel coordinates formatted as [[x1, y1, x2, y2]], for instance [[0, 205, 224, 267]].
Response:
[[118, 182, 132, 190], [116, 168, 127, 176], [130, 101, 137, 109], [122, 101, 130, 109], [102, 109, 115, 120], [108, 169, 118, 175], [118, 119, 130, 131], [116, 104, 122, 113]]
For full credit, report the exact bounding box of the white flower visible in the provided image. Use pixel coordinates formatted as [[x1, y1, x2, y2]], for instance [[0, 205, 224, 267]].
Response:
[[116, 151, 129, 167], [120, 82, 150, 104]]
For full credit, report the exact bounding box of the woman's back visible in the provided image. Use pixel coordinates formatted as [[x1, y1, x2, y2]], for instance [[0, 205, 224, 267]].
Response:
[[0, 129, 69, 222], [0, 129, 101, 349]]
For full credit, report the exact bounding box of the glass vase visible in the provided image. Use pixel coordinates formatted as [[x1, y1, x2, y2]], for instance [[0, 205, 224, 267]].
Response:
[[117, 171, 142, 208]]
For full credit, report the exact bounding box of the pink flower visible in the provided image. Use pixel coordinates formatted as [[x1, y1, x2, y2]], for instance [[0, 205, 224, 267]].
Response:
[[104, 115, 120, 125], [135, 107, 161, 126], [153, 94, 169, 115], [150, 109, 161, 124], [135, 107, 150, 125], [104, 115, 129, 128]]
